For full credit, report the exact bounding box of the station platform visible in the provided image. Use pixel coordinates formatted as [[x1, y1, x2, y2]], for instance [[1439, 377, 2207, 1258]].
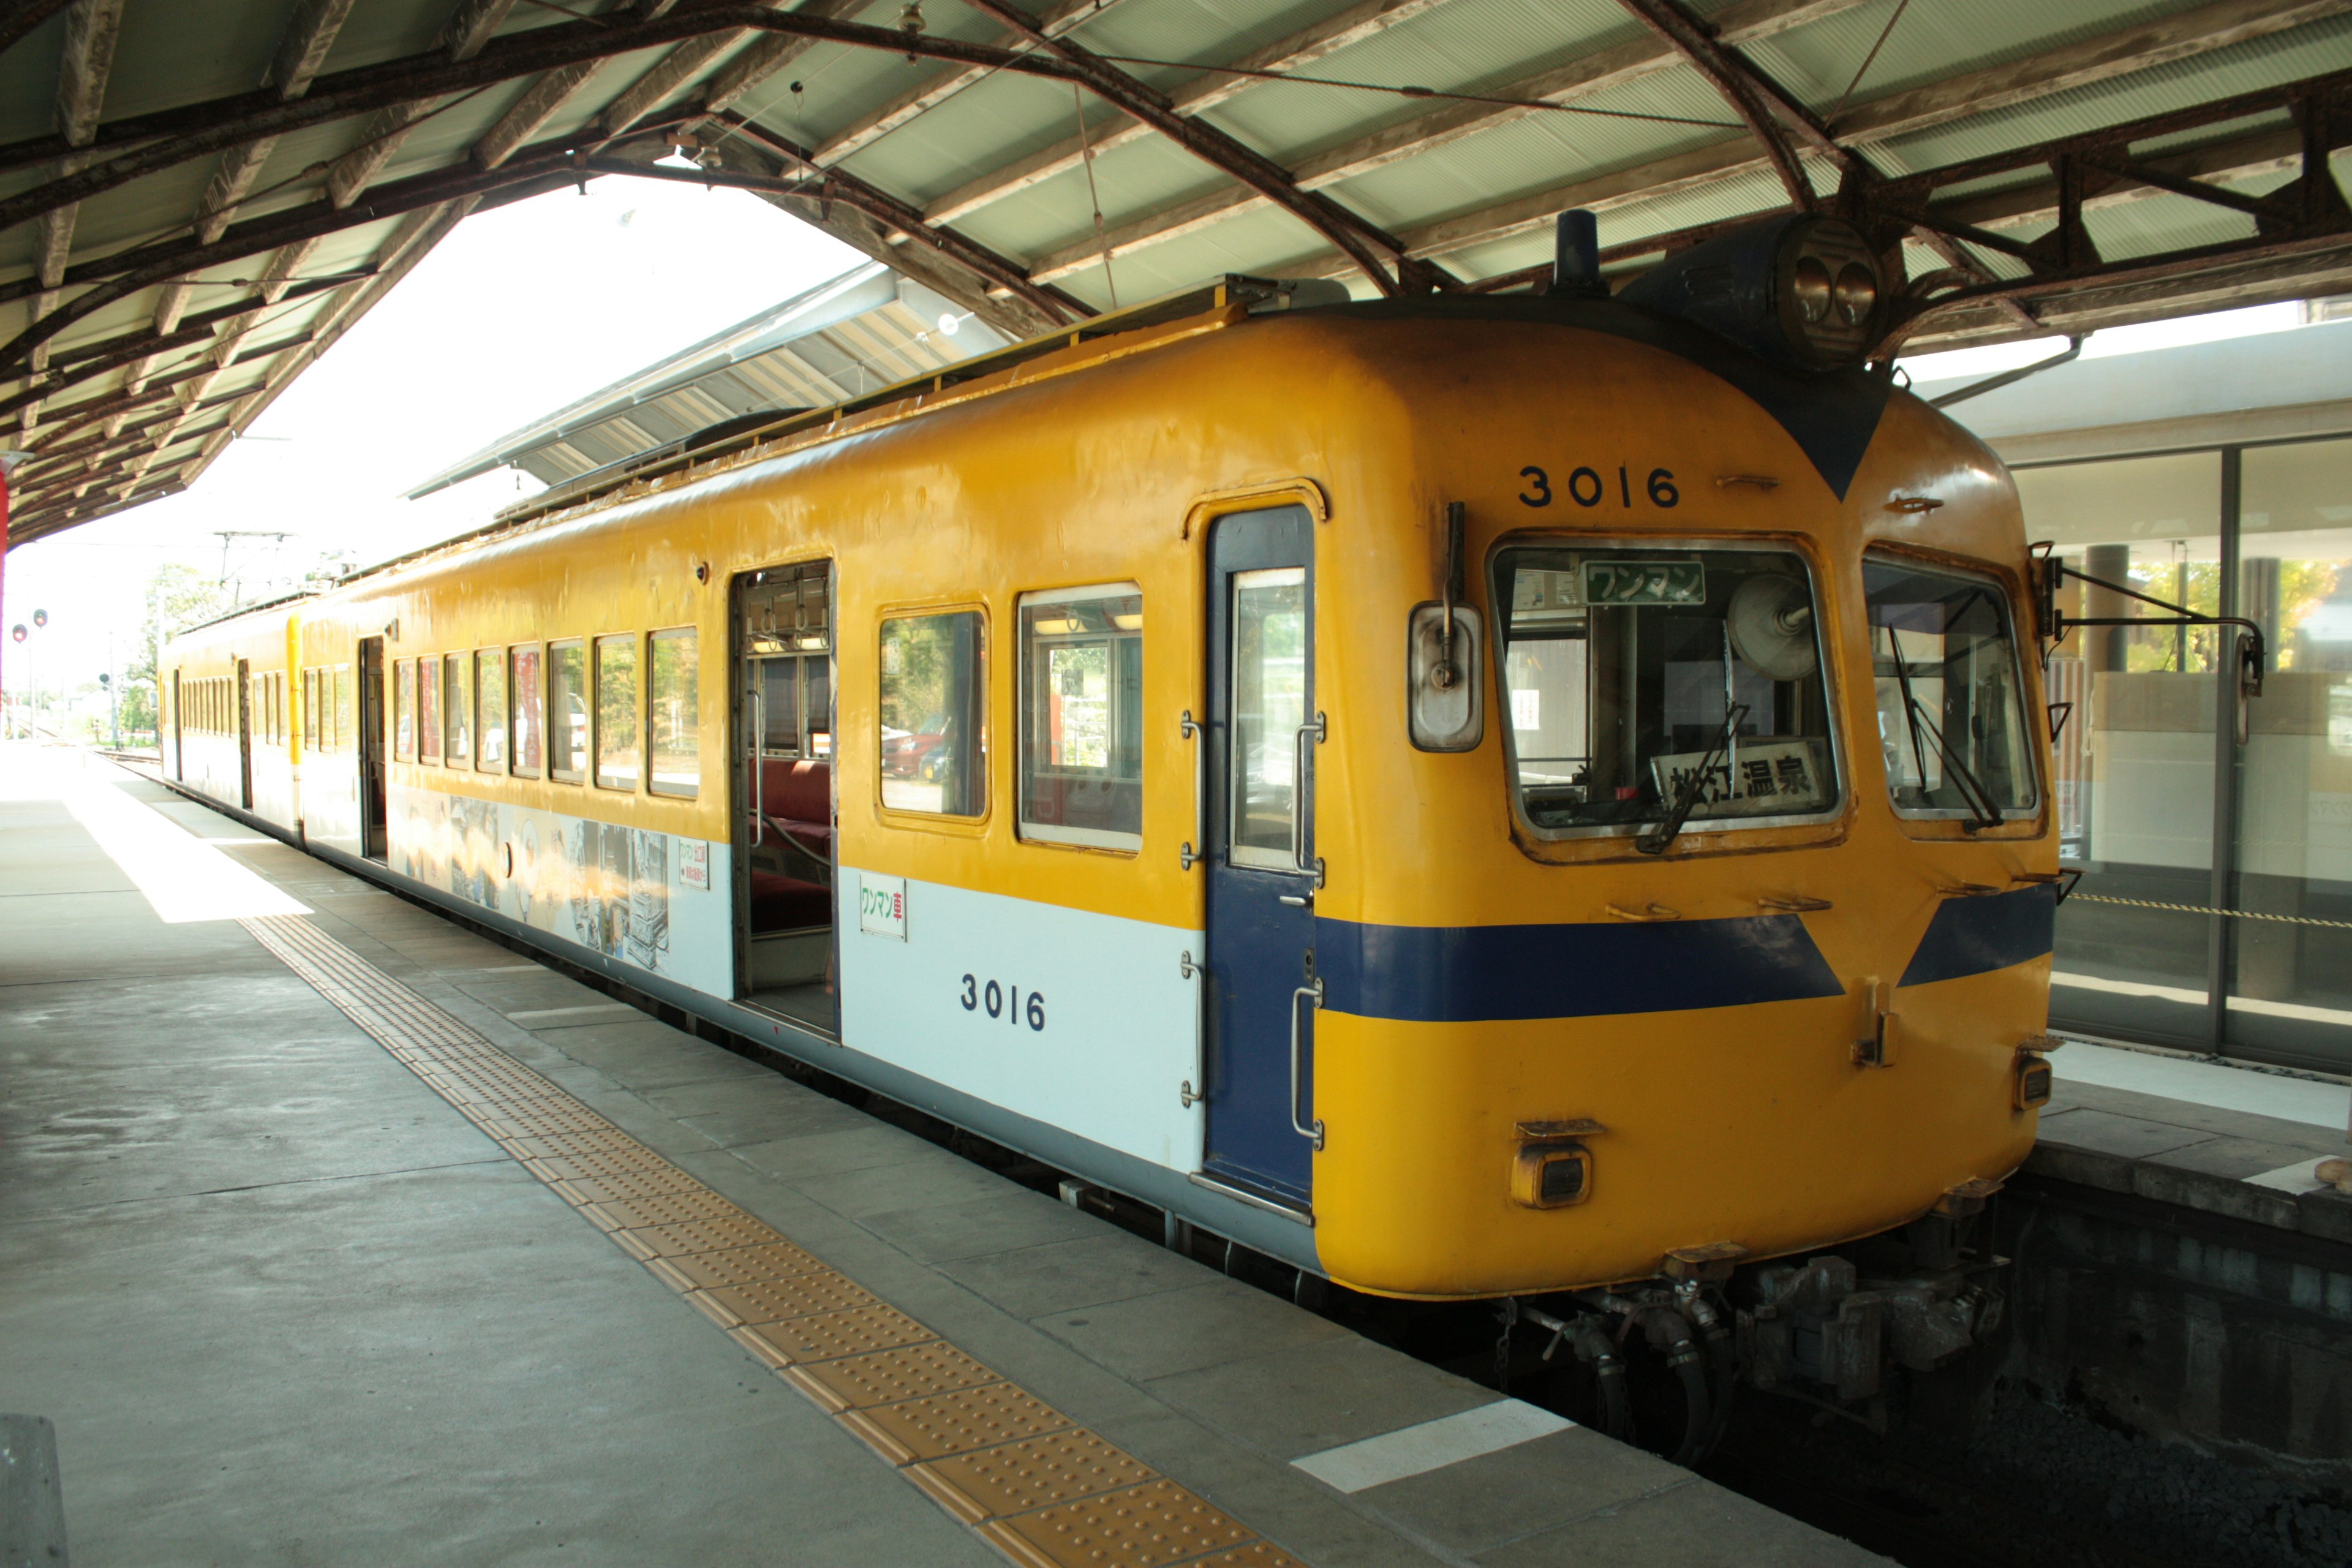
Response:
[[0, 744, 1881, 1568]]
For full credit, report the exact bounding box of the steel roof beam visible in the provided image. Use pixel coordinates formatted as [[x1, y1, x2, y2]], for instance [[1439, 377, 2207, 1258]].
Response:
[[961, 0, 1426, 296], [20, 0, 124, 432], [0, 1, 74, 58], [1611, 0, 1849, 208], [326, 0, 519, 207]]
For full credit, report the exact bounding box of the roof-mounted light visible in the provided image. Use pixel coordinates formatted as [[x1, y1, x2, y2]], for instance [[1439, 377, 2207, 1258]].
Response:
[[1613, 211, 1886, 372]]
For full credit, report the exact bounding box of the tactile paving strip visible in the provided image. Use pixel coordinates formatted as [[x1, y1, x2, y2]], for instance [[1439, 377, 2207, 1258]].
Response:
[[238, 913, 1311, 1567]]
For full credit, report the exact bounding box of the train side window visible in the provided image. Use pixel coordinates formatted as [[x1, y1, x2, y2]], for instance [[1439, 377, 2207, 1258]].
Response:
[[443, 652, 472, 767], [648, 627, 698, 798], [304, 669, 321, 750], [333, 665, 350, 752], [510, 644, 544, 778], [394, 660, 417, 759], [549, 639, 586, 782], [1491, 543, 1840, 842], [594, 633, 640, 791], [420, 657, 442, 763], [879, 611, 987, 818], [476, 649, 507, 773], [1017, 586, 1142, 850], [1863, 555, 2039, 823]]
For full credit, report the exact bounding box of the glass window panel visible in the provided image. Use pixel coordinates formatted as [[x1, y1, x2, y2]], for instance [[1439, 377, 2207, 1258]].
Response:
[[1230, 569, 1306, 866], [1020, 587, 1142, 848], [333, 667, 350, 752], [806, 657, 832, 758], [549, 640, 586, 782], [1490, 546, 1839, 839], [476, 649, 506, 772], [395, 661, 415, 758], [443, 652, 470, 766], [880, 611, 986, 816], [594, 633, 639, 791], [649, 628, 698, 797], [760, 658, 802, 755], [2229, 436, 2352, 1066], [418, 658, 440, 762], [511, 645, 543, 778], [1863, 557, 2038, 820], [2019, 451, 2221, 1046]]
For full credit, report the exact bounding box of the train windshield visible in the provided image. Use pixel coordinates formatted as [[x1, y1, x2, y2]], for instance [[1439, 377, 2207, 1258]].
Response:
[[1863, 555, 2038, 823], [1493, 544, 1839, 839]]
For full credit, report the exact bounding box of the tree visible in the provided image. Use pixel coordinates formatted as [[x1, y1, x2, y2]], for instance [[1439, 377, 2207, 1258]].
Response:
[[119, 564, 230, 740]]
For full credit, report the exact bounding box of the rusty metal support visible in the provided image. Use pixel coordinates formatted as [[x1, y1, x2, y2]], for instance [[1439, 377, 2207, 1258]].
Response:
[[960, 0, 1429, 295], [1613, 0, 1853, 209], [0, 0, 74, 58]]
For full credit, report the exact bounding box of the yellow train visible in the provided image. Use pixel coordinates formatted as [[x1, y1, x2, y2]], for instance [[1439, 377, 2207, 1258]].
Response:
[[165, 212, 2057, 1446]]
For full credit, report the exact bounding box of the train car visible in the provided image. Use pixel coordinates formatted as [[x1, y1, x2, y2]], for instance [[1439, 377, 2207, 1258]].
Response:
[[164, 211, 2059, 1448]]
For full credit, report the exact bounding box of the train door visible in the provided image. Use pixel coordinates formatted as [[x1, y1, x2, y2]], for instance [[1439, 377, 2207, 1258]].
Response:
[[1201, 505, 1320, 1211], [235, 658, 254, 810], [733, 561, 837, 1033], [357, 637, 387, 859]]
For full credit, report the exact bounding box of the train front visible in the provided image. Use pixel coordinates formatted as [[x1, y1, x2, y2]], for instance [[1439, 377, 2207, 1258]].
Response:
[[1306, 212, 2057, 1370]]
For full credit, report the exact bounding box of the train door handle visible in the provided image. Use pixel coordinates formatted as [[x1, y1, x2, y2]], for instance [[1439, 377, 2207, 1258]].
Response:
[[1292, 712, 1326, 887], [1180, 710, 1204, 870], [1291, 976, 1325, 1150], [749, 687, 766, 846]]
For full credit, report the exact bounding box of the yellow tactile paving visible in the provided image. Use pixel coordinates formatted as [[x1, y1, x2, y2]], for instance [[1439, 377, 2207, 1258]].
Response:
[[786, 1341, 1003, 1414], [644, 1242, 825, 1291], [839, 1384, 1073, 1466], [236, 912, 1313, 1568], [695, 1273, 881, 1327], [908, 1431, 1159, 1527], [983, 1481, 1257, 1568]]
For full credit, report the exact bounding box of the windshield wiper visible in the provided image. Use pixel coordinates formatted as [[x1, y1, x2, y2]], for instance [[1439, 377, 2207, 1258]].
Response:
[[1883, 627, 2001, 829], [1637, 703, 1747, 856]]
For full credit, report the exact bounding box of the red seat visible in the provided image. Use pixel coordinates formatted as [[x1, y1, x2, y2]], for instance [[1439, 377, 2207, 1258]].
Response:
[[756, 758, 832, 858], [749, 870, 831, 931]]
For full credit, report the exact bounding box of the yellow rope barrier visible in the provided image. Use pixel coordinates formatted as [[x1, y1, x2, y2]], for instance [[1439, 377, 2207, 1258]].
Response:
[[2068, 892, 2352, 932]]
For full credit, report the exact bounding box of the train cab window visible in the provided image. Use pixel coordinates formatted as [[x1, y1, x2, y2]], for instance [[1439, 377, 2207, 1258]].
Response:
[[550, 640, 587, 782], [1018, 586, 1142, 849], [510, 645, 544, 778], [394, 660, 417, 760], [594, 633, 640, 791], [1492, 544, 1839, 840], [443, 652, 472, 767], [333, 666, 351, 753], [880, 611, 986, 817], [476, 649, 507, 772], [648, 628, 698, 798], [1863, 556, 2038, 823]]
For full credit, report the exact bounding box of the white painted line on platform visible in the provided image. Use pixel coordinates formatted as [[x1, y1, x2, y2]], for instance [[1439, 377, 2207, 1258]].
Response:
[[2246, 1159, 2332, 1195], [1291, 1401, 1572, 1494], [2053, 971, 2352, 1028], [2057, 1041, 2350, 1133], [506, 1003, 639, 1023]]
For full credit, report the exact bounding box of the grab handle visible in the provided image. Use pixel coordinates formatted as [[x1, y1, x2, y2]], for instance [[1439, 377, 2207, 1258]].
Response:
[[1180, 710, 1204, 870], [1291, 712, 1326, 886], [750, 687, 766, 847], [1291, 976, 1325, 1149]]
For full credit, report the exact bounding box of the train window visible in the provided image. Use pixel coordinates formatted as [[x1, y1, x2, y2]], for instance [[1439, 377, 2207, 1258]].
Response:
[[879, 611, 986, 818], [1863, 556, 2039, 823], [510, 645, 543, 778], [304, 669, 321, 751], [419, 657, 441, 763], [549, 640, 587, 782], [648, 628, 698, 798], [394, 660, 417, 760], [1231, 568, 1308, 867], [1491, 544, 1840, 841], [476, 649, 507, 772], [443, 652, 472, 767], [1017, 586, 1142, 850], [334, 666, 351, 753], [594, 633, 640, 791]]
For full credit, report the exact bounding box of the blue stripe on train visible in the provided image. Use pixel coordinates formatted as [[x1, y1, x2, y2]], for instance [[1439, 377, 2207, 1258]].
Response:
[[1313, 914, 1845, 1024], [1896, 884, 2056, 988]]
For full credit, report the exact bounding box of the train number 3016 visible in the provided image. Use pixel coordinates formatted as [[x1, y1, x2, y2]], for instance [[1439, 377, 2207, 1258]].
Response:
[[1518, 464, 1679, 510], [961, 974, 1046, 1030]]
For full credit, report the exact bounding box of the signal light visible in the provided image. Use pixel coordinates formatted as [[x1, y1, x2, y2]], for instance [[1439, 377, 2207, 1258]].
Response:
[[2015, 1050, 2054, 1110]]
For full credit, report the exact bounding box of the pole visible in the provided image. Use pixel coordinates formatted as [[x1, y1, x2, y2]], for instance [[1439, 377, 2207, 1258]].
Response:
[[2206, 448, 2243, 1057]]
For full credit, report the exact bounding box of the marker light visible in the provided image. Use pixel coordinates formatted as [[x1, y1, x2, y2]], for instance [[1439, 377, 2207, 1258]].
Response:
[[1835, 263, 1877, 327], [1618, 212, 1886, 371]]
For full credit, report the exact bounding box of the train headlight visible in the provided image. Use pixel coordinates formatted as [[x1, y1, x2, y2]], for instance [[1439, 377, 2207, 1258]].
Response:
[[1615, 211, 1885, 372], [1791, 255, 1833, 323], [2014, 1050, 2054, 1110], [1775, 219, 1881, 368], [1512, 1118, 1603, 1208], [1834, 263, 1877, 327]]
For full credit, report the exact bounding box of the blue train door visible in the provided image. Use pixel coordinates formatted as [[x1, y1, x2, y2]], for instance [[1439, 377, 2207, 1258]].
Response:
[[1202, 504, 1320, 1210]]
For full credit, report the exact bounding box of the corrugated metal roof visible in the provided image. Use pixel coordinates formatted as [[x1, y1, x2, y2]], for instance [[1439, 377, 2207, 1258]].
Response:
[[5, 0, 2350, 546]]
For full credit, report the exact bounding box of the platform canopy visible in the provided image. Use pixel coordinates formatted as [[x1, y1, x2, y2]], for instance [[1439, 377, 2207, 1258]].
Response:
[[4, 0, 2350, 548]]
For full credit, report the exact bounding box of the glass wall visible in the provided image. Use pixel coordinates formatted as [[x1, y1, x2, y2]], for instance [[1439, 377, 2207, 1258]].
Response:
[[2016, 434, 2352, 1071]]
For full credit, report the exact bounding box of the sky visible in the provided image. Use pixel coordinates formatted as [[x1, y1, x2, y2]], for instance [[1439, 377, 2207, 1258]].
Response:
[[0, 176, 2327, 708], [3, 173, 861, 700]]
